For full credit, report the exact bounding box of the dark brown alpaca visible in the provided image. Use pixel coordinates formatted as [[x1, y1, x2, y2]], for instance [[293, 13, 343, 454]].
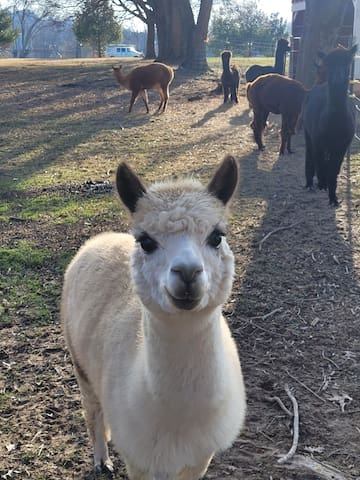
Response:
[[245, 39, 290, 83], [247, 73, 307, 155], [221, 50, 240, 104], [303, 45, 357, 206]]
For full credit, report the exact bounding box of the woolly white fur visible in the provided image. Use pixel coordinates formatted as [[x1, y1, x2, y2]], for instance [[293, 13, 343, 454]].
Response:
[[61, 161, 246, 480]]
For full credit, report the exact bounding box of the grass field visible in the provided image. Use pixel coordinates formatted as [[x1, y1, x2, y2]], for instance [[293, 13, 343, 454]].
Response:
[[1, 58, 360, 480]]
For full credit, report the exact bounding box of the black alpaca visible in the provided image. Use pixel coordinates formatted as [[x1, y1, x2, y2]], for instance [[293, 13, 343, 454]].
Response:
[[245, 39, 290, 83], [303, 45, 357, 206], [221, 50, 240, 103]]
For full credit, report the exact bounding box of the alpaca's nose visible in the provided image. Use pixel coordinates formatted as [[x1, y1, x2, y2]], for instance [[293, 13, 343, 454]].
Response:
[[171, 262, 203, 284]]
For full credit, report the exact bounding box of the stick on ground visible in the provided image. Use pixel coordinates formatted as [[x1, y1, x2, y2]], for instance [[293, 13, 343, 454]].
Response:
[[258, 221, 302, 252], [278, 385, 299, 464]]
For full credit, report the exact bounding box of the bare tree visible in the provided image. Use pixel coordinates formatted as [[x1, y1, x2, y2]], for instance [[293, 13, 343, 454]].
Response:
[[296, 0, 350, 88], [112, 0, 156, 58], [12, 0, 63, 57], [112, 0, 213, 71]]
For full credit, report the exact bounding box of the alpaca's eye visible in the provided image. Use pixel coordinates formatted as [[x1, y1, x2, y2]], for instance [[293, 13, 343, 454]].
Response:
[[207, 229, 224, 249], [137, 233, 158, 254]]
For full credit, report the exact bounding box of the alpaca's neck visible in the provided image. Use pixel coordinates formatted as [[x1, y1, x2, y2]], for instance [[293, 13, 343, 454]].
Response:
[[222, 56, 231, 73], [274, 50, 286, 74], [142, 308, 227, 405], [114, 70, 131, 90], [327, 80, 350, 112]]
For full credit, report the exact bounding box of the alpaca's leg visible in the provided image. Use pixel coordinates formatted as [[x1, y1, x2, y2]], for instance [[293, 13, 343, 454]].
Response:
[[155, 86, 164, 113], [327, 166, 339, 206], [129, 89, 140, 113], [279, 117, 295, 155], [262, 111, 269, 129], [74, 367, 113, 473], [230, 81, 238, 103], [305, 131, 315, 189], [160, 85, 170, 113], [223, 85, 230, 103], [251, 111, 265, 150], [315, 151, 327, 190], [286, 115, 298, 154], [177, 455, 213, 480], [327, 153, 344, 206], [232, 86, 239, 103], [279, 117, 288, 155], [139, 89, 150, 113]]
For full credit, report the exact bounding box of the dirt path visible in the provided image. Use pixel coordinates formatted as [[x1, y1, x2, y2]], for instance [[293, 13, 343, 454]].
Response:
[[0, 62, 359, 479]]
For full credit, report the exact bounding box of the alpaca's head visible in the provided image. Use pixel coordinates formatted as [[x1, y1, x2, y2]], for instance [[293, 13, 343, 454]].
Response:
[[116, 156, 238, 315], [277, 38, 290, 52], [221, 50, 232, 61], [319, 45, 357, 86]]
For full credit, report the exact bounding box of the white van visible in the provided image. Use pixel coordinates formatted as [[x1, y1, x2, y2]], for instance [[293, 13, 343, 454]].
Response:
[[105, 44, 143, 58]]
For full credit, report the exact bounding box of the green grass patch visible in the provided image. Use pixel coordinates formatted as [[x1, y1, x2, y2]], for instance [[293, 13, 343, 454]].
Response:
[[0, 392, 13, 411], [1, 192, 121, 224], [0, 241, 51, 272], [0, 242, 73, 327], [208, 56, 273, 71]]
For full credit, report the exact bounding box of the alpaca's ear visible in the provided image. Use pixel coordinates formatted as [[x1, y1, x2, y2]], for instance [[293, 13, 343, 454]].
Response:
[[207, 155, 238, 205], [116, 162, 146, 213]]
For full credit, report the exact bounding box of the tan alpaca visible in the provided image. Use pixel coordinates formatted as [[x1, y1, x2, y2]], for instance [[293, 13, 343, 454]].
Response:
[[61, 155, 246, 479], [112, 63, 174, 113]]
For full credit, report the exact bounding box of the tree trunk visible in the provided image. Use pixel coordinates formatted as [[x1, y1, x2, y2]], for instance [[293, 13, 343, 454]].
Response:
[[153, 0, 211, 72], [113, 0, 212, 71], [182, 0, 212, 71], [296, 0, 349, 88], [154, 0, 194, 64], [145, 16, 156, 58]]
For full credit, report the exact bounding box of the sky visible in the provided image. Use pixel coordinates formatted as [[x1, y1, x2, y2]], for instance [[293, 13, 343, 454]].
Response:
[[257, 0, 292, 20]]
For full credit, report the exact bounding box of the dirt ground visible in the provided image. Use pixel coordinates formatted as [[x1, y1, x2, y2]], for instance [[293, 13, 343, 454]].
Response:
[[0, 60, 360, 480]]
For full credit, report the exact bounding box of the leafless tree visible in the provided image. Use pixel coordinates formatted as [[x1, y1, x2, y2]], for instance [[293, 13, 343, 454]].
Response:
[[112, 0, 213, 71], [12, 0, 64, 57], [112, 0, 156, 58]]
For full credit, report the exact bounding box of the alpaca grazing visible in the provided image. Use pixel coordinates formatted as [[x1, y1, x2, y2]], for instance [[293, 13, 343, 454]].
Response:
[[245, 38, 290, 83], [247, 73, 307, 154], [221, 50, 240, 103], [112, 63, 174, 113], [61, 156, 246, 479], [303, 45, 357, 206]]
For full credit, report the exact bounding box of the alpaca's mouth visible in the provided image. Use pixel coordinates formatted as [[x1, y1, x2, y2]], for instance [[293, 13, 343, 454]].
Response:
[[165, 289, 201, 311]]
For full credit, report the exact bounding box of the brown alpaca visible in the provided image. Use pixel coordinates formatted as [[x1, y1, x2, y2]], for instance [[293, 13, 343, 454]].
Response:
[[247, 73, 307, 155], [112, 63, 174, 114]]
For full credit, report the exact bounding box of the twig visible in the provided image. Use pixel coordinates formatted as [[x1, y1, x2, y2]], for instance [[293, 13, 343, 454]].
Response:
[[258, 221, 302, 252], [265, 395, 293, 417], [262, 307, 283, 320], [278, 385, 299, 464], [280, 454, 350, 480], [247, 307, 282, 321], [322, 351, 339, 369], [250, 321, 284, 337], [286, 371, 326, 403]]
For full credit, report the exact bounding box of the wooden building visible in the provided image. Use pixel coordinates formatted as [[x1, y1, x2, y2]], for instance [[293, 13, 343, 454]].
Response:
[[290, 0, 359, 78]]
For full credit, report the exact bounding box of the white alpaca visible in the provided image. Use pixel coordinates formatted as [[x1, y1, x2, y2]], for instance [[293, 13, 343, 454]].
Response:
[[61, 155, 246, 479]]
